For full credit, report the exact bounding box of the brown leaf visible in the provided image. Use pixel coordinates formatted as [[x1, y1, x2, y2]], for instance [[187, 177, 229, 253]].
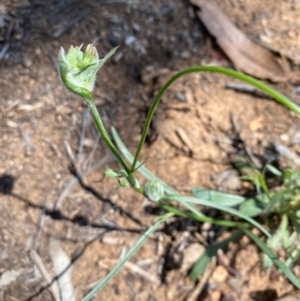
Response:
[[189, 0, 285, 81]]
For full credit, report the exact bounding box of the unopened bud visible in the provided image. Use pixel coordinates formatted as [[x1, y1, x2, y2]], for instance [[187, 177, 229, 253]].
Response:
[[58, 44, 118, 97]]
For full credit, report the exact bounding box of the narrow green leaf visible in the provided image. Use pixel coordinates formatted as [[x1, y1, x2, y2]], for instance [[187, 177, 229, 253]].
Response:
[[192, 188, 245, 207], [285, 248, 300, 268], [292, 218, 300, 241], [263, 253, 273, 269], [165, 195, 270, 237], [263, 230, 282, 269], [266, 164, 283, 177], [239, 193, 270, 217], [190, 230, 243, 281], [280, 215, 291, 251], [239, 198, 265, 217], [81, 213, 172, 301], [242, 228, 300, 289]]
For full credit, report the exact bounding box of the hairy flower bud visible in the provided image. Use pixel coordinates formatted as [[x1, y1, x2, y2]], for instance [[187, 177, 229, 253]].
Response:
[[58, 44, 118, 97]]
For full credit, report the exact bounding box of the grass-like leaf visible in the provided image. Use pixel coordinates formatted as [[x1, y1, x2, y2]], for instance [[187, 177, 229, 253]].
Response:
[[81, 213, 172, 301], [192, 188, 245, 206], [165, 195, 270, 237], [238, 197, 266, 217]]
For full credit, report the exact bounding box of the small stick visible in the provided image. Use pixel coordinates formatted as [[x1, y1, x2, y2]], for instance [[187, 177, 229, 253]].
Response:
[[82, 133, 100, 171], [29, 249, 60, 301], [64, 140, 75, 163], [0, 100, 20, 119], [77, 108, 89, 159], [19, 128, 33, 156], [0, 43, 9, 60], [99, 259, 160, 284], [124, 261, 160, 284], [274, 143, 300, 166], [204, 133, 234, 145], [186, 258, 216, 301], [33, 207, 46, 251]]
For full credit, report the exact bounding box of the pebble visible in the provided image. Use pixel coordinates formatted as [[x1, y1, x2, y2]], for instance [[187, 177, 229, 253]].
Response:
[[113, 50, 123, 62], [210, 265, 228, 284], [0, 270, 20, 287], [280, 133, 289, 142], [125, 35, 136, 46], [175, 93, 187, 102], [132, 23, 141, 32], [22, 56, 33, 68], [180, 50, 191, 59], [181, 243, 205, 273]]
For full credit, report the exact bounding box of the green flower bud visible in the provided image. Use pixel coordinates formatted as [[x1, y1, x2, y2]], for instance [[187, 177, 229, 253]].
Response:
[[145, 179, 164, 202], [58, 44, 118, 97]]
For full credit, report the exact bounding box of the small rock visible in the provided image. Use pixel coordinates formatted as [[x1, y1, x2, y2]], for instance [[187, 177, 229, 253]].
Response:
[[280, 134, 289, 142], [22, 56, 33, 68], [125, 35, 136, 46], [181, 243, 205, 273], [132, 23, 141, 32], [56, 105, 72, 115], [249, 116, 264, 131], [175, 93, 187, 102], [184, 88, 194, 104], [24, 92, 31, 101], [216, 170, 242, 191], [0, 270, 20, 287], [180, 50, 191, 59], [210, 265, 228, 284]]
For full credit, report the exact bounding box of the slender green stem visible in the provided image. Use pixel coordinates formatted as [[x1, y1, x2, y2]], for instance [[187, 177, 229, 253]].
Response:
[[84, 94, 130, 175], [130, 66, 300, 172], [159, 201, 246, 228]]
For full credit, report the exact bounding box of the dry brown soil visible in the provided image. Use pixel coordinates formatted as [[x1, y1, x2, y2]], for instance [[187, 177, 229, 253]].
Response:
[[1, 0, 300, 300]]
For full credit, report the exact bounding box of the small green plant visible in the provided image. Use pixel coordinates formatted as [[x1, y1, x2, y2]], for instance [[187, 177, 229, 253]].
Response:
[[59, 44, 300, 300], [233, 161, 300, 270]]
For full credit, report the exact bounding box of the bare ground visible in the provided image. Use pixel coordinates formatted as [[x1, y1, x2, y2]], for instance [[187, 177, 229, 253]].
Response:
[[1, 0, 300, 300]]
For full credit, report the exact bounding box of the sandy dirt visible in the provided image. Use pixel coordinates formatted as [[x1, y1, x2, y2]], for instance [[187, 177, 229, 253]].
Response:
[[1, 0, 300, 300]]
